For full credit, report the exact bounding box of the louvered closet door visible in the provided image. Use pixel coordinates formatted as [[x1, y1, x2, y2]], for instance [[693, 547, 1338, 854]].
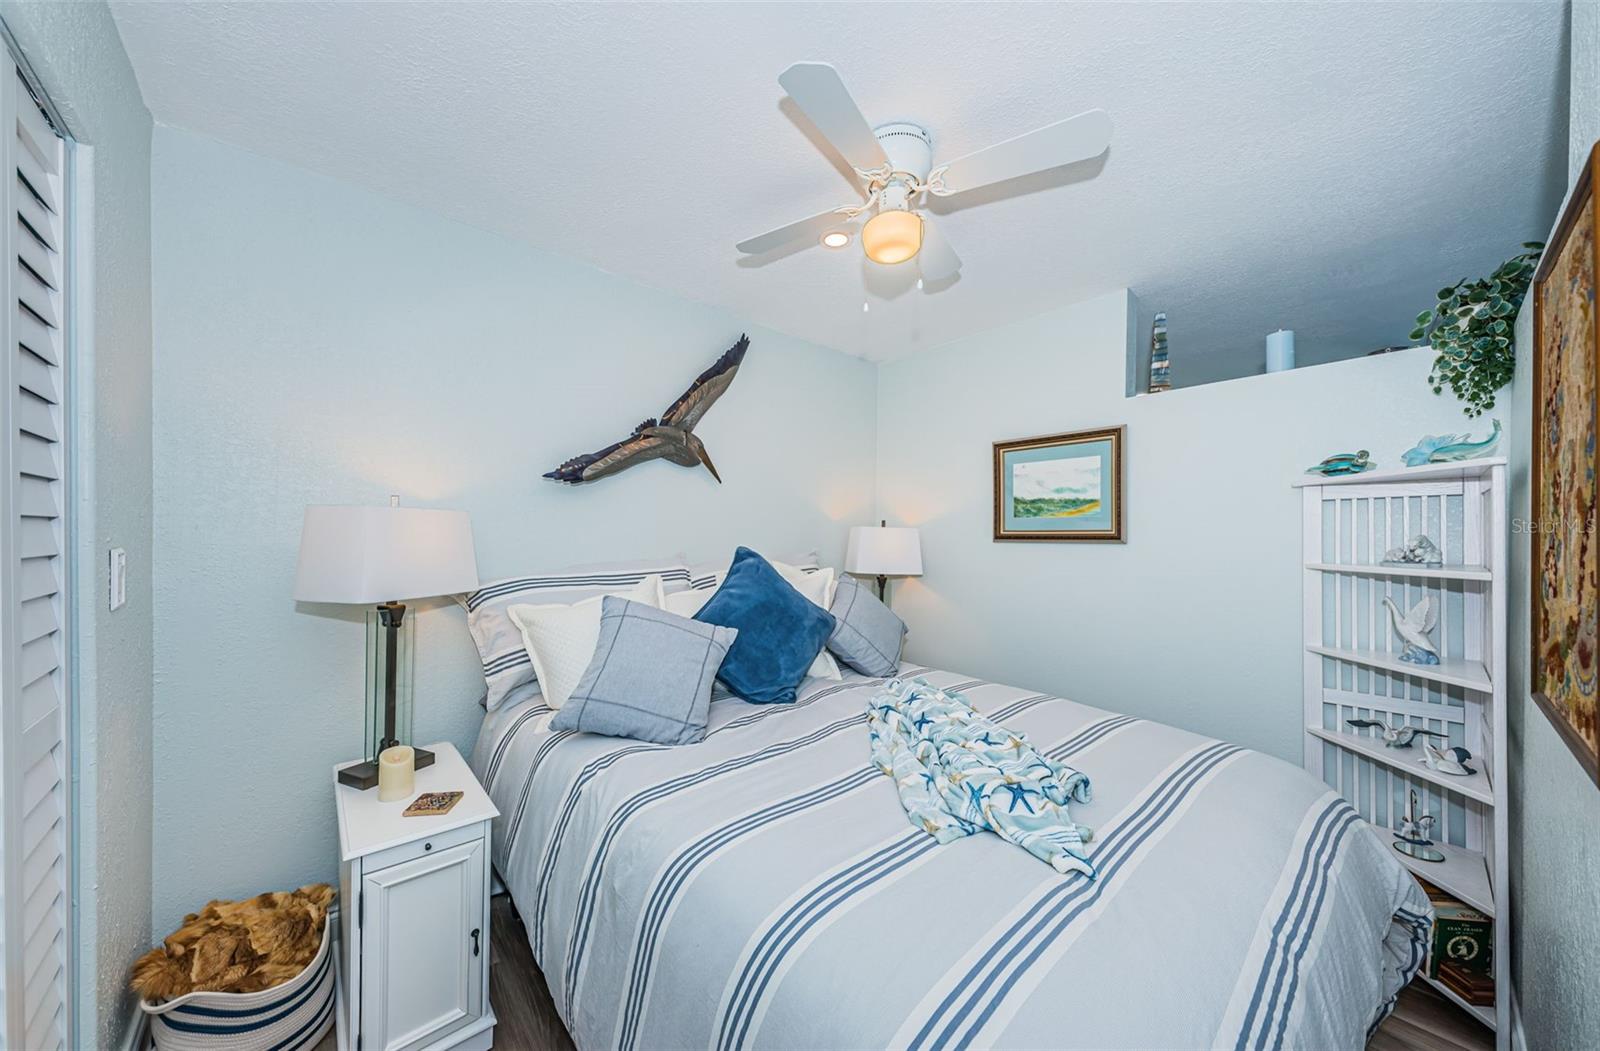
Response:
[[0, 58, 68, 1051]]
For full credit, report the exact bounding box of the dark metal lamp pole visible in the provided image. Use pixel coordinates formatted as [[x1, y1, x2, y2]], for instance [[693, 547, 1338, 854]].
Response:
[[336, 601, 435, 790]]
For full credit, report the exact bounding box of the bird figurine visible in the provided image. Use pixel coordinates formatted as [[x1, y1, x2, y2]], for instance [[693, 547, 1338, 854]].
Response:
[[1418, 740, 1476, 777], [544, 335, 748, 485], [1305, 450, 1372, 477], [1382, 594, 1440, 665], [1344, 718, 1450, 749]]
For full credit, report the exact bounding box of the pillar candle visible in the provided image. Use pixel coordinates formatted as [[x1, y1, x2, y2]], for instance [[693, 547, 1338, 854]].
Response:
[[377, 744, 415, 802], [1266, 329, 1295, 373]]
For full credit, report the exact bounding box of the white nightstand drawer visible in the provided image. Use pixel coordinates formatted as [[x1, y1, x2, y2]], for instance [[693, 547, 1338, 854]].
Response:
[[363, 820, 485, 875]]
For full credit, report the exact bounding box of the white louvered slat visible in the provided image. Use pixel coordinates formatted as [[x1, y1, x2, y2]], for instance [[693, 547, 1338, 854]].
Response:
[[13, 137, 57, 215], [15, 302, 56, 367], [14, 180, 57, 255], [14, 388, 56, 443], [16, 518, 53, 560], [17, 475, 56, 518], [15, 432, 55, 482], [17, 596, 53, 648], [15, 264, 55, 330], [13, 346, 55, 405], [17, 556, 55, 603], [2, 63, 70, 1051]]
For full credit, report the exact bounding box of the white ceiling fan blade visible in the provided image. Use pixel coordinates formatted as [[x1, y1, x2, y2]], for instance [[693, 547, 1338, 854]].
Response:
[[918, 216, 961, 281], [736, 206, 855, 255], [936, 109, 1112, 196], [778, 62, 890, 174]]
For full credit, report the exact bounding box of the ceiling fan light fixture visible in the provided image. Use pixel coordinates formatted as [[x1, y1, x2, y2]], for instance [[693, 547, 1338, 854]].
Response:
[[861, 208, 922, 265], [820, 230, 851, 249]]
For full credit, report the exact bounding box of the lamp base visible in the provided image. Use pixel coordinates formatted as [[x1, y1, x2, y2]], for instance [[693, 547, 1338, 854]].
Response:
[[338, 746, 435, 790]]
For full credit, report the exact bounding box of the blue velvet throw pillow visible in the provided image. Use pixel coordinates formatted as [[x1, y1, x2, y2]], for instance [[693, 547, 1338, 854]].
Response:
[[694, 547, 836, 703]]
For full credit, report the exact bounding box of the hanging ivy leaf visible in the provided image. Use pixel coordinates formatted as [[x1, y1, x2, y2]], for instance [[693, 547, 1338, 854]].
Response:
[[1414, 242, 1543, 416]]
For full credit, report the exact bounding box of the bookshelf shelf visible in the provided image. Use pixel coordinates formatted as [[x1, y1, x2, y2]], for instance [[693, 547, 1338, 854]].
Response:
[[1309, 728, 1494, 805], [1298, 460, 1507, 1041]]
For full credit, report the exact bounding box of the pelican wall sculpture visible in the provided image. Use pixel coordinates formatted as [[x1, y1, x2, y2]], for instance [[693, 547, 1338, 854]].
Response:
[[544, 335, 748, 485]]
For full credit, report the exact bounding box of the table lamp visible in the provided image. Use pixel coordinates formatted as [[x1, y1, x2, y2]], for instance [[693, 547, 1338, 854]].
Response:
[[294, 498, 479, 790], [845, 521, 923, 602]]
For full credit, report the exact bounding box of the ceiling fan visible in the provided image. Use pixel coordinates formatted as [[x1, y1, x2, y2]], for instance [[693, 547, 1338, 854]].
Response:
[[736, 62, 1112, 282]]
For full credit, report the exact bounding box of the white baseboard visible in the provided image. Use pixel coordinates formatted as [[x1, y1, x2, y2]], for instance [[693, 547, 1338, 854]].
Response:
[[120, 1003, 149, 1051]]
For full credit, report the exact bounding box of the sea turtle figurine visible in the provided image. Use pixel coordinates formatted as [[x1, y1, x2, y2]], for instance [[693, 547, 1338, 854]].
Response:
[[1306, 450, 1372, 477], [1401, 419, 1501, 467]]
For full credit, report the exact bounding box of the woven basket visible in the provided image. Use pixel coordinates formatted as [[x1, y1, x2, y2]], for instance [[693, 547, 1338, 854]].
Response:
[[140, 915, 336, 1051]]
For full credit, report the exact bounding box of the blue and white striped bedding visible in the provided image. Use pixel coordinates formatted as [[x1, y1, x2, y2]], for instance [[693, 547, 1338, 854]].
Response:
[[471, 666, 1430, 1050]]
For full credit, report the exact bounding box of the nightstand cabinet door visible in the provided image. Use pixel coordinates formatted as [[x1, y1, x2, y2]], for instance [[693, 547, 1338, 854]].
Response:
[[359, 838, 487, 1051]]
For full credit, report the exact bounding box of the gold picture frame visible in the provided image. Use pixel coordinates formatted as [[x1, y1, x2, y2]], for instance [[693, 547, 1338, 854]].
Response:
[[993, 426, 1124, 542], [1530, 139, 1600, 786]]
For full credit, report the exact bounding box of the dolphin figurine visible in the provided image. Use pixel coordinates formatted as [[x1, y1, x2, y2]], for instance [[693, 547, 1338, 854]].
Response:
[[1401, 419, 1501, 467]]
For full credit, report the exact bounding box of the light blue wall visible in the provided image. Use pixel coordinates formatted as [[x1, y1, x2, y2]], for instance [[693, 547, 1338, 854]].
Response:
[[1503, 3, 1600, 1045], [876, 289, 1482, 763], [149, 127, 876, 935], [0, 3, 155, 1047]]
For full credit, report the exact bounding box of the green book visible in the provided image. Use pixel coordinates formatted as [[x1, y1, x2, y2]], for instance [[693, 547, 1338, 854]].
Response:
[[1428, 901, 1493, 979]]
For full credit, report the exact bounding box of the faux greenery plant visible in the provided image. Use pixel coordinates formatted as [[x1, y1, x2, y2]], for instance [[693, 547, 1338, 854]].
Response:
[[1409, 242, 1543, 416]]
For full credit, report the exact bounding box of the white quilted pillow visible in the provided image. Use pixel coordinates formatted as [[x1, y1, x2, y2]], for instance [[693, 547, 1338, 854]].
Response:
[[508, 574, 665, 710]]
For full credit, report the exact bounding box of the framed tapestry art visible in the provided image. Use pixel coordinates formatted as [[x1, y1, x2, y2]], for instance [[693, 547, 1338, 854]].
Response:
[[993, 426, 1124, 542], [1531, 139, 1600, 785]]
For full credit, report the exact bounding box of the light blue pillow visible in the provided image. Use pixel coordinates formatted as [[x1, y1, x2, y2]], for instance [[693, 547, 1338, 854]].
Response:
[[552, 597, 737, 745], [826, 574, 906, 676]]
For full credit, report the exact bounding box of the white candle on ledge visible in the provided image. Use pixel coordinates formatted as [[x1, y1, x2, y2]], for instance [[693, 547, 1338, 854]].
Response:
[[377, 744, 415, 802]]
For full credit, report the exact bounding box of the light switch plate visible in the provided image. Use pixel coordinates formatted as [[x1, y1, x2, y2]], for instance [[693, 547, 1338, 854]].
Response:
[[109, 548, 126, 611]]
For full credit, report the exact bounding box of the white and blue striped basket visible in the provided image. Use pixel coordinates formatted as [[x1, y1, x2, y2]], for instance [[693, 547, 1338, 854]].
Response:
[[140, 915, 336, 1051]]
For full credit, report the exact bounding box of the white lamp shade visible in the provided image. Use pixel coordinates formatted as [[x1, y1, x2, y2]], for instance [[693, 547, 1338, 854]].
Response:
[[293, 504, 479, 604], [844, 526, 923, 577]]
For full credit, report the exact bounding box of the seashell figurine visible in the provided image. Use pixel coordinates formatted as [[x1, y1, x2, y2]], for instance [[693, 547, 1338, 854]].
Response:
[[1401, 419, 1501, 467], [1381, 535, 1445, 568], [1306, 450, 1372, 477]]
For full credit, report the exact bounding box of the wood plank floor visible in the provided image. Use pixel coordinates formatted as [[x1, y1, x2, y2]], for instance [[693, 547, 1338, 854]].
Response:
[[319, 895, 1492, 1050]]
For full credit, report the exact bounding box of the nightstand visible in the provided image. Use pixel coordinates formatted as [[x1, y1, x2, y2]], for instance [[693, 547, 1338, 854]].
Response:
[[334, 742, 499, 1051]]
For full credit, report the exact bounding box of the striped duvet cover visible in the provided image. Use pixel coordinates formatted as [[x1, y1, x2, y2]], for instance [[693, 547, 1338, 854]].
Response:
[[470, 667, 1430, 1051]]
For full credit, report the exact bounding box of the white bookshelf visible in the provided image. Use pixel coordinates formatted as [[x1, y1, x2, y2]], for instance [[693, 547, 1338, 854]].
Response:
[[1293, 457, 1507, 1042]]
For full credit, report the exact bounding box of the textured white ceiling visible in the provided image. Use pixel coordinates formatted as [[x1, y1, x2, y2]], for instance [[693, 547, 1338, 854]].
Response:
[[108, 1, 1568, 367]]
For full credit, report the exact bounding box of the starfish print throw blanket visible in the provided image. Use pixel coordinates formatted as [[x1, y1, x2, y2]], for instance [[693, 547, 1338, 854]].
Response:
[[867, 677, 1096, 877]]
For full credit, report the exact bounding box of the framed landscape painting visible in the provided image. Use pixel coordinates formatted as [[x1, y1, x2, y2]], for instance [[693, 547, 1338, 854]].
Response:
[[993, 426, 1124, 542], [1531, 139, 1600, 786]]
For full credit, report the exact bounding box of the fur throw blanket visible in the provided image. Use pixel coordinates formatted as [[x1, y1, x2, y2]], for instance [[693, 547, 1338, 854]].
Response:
[[131, 884, 334, 1002]]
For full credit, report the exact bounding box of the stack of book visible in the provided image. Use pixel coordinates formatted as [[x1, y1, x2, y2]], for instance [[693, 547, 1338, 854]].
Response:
[[1418, 878, 1494, 1007]]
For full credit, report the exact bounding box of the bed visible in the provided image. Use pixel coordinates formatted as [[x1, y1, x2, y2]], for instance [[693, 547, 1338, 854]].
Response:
[[470, 666, 1430, 1051]]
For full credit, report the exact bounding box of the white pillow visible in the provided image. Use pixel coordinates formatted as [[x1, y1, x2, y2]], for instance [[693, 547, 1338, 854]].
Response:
[[772, 563, 842, 681], [663, 588, 713, 619], [508, 574, 664, 710]]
